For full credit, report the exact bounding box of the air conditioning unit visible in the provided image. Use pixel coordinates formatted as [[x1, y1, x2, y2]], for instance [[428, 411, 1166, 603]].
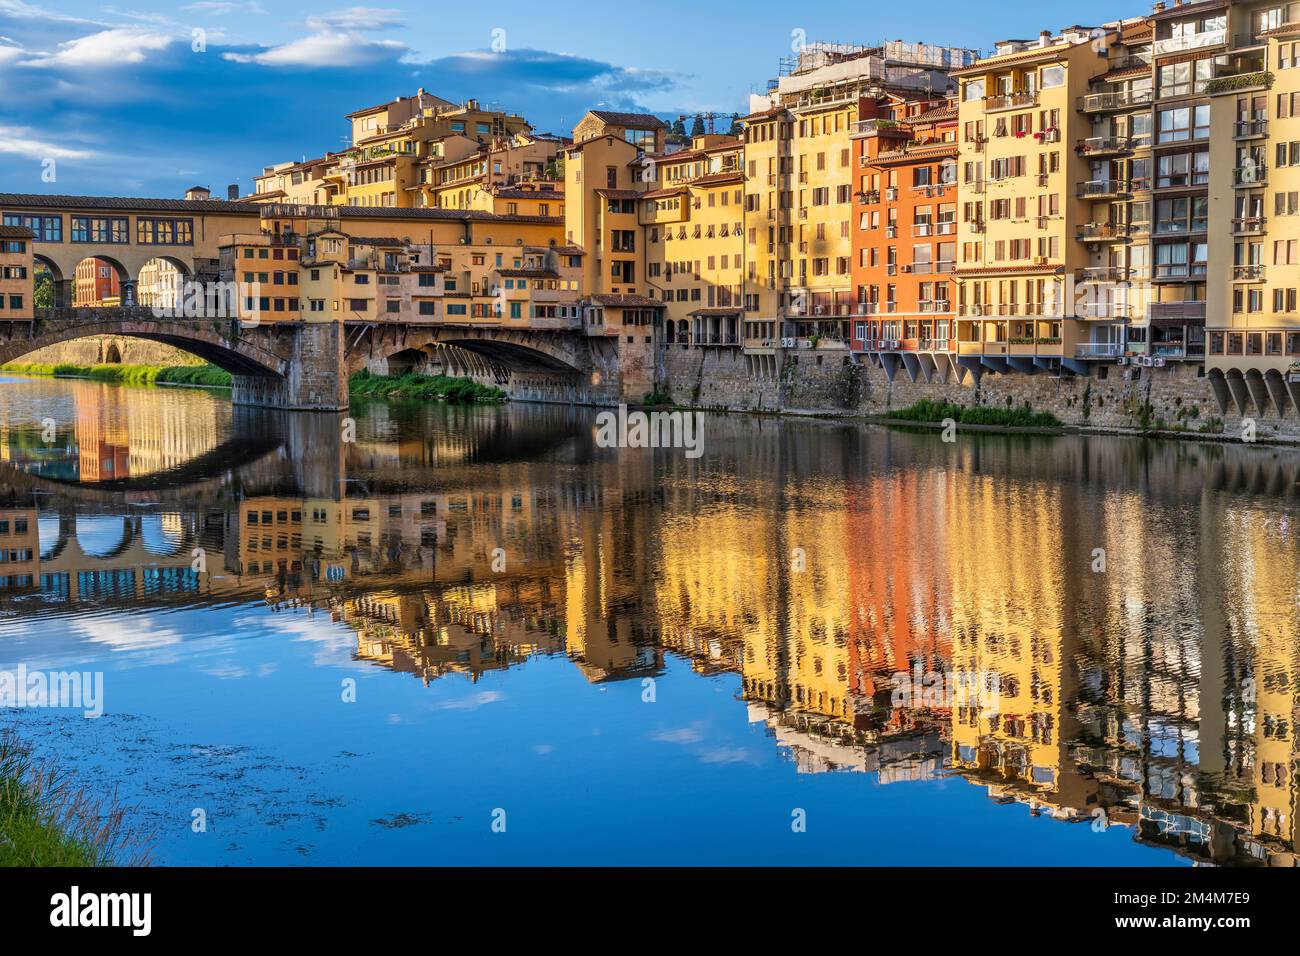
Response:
[[1033, 256, 1048, 265], [1154, 357, 1167, 367], [891, 340, 901, 349], [814, 306, 825, 315], [900, 264, 913, 273], [1117, 356, 1128, 365], [760, 339, 771, 348], [1140, 356, 1156, 367]]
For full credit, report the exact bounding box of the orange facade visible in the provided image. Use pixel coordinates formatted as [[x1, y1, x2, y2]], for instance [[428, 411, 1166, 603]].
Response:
[[850, 96, 959, 359]]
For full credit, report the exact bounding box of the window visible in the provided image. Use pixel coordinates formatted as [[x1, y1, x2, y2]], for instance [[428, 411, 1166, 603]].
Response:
[[70, 217, 128, 243], [137, 218, 194, 245], [2, 214, 60, 242]]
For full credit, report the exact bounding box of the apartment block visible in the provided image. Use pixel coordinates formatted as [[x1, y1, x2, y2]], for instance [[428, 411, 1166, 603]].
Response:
[[742, 41, 978, 361], [643, 135, 746, 348], [955, 26, 1120, 376], [851, 93, 960, 380], [1203, 1, 1300, 414]]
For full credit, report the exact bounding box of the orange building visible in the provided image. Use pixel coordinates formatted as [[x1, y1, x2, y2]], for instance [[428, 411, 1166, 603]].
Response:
[[851, 94, 960, 379], [0, 224, 34, 321], [73, 256, 122, 308]]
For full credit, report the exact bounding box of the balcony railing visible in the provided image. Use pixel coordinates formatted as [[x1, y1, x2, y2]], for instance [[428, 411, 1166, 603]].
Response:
[[1231, 216, 1266, 235], [1076, 136, 1136, 156], [1148, 301, 1206, 321], [1233, 264, 1265, 282], [1235, 118, 1268, 139], [1075, 343, 1125, 359], [1077, 222, 1134, 242], [1152, 28, 1227, 56], [1078, 89, 1154, 113], [985, 91, 1039, 112], [1234, 162, 1267, 186], [1078, 179, 1132, 198], [1077, 266, 1132, 283]]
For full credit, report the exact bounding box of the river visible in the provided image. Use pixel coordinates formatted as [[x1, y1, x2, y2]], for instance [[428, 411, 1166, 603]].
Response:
[[0, 373, 1297, 866]]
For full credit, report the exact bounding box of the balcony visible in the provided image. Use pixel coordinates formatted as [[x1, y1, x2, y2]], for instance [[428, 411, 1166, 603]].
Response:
[[1148, 301, 1206, 322], [1078, 89, 1154, 113], [1078, 179, 1132, 199], [1152, 28, 1227, 57], [1231, 216, 1266, 235], [858, 189, 880, 204], [1232, 264, 1265, 282], [1077, 266, 1132, 283], [1075, 343, 1126, 359], [1077, 222, 1134, 243], [986, 91, 1039, 112], [1076, 136, 1136, 157], [1235, 118, 1268, 139], [1233, 162, 1267, 186]]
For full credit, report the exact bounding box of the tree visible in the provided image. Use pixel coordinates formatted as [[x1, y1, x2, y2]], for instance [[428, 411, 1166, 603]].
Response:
[[33, 270, 53, 309], [689, 114, 706, 138], [670, 117, 687, 138], [728, 112, 742, 136]]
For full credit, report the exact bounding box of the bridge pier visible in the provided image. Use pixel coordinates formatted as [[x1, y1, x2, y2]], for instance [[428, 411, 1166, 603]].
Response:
[[231, 322, 349, 412]]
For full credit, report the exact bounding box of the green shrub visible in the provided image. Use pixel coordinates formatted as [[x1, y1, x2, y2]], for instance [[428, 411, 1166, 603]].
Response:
[[349, 370, 506, 404], [889, 398, 1062, 429]]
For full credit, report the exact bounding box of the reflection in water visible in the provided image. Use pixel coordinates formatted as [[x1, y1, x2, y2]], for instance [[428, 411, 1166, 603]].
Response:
[[1, 374, 1299, 866]]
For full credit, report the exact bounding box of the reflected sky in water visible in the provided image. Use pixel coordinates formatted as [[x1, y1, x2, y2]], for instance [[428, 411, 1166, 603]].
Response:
[[0, 373, 1297, 866]]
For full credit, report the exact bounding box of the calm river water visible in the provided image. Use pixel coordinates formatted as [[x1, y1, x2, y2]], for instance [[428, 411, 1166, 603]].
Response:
[[0, 373, 1297, 866]]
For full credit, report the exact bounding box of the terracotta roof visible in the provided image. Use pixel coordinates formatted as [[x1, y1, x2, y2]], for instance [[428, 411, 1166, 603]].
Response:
[[0, 192, 261, 215], [553, 245, 584, 256], [641, 186, 688, 201], [595, 188, 644, 201], [496, 268, 558, 279], [741, 106, 786, 122], [688, 307, 743, 316], [906, 106, 958, 125], [951, 37, 1095, 77], [586, 110, 667, 130], [873, 144, 959, 166], [0, 224, 34, 239], [1150, 0, 1225, 21], [687, 170, 744, 188], [954, 264, 1062, 277], [589, 294, 662, 307], [1097, 64, 1151, 82]]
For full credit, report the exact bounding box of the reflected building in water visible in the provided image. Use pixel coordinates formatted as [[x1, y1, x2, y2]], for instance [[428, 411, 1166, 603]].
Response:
[[2, 396, 1298, 866]]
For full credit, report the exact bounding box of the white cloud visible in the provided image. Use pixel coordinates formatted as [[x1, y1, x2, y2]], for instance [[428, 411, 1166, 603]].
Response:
[[183, 1, 267, 14], [0, 124, 97, 160], [0, 0, 107, 27], [21, 27, 175, 68], [308, 7, 403, 31], [224, 29, 404, 68], [0, 36, 21, 65]]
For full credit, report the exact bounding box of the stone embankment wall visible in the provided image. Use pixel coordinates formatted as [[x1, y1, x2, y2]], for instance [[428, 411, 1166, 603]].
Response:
[[18, 336, 203, 367], [661, 348, 1300, 442]]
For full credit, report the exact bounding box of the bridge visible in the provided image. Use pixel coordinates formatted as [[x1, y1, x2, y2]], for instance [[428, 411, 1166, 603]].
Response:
[[0, 193, 644, 410]]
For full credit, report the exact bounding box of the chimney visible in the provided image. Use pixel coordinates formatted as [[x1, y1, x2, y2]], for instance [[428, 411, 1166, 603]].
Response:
[[227, 184, 240, 201], [1040, 30, 1052, 46], [1153, 1, 1166, 10]]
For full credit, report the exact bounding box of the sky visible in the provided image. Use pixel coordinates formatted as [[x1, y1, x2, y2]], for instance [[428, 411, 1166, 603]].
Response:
[[0, 0, 1142, 198]]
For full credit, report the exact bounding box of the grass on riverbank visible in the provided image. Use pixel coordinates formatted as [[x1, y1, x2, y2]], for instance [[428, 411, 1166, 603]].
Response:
[[1, 361, 232, 388], [0, 731, 153, 867], [349, 369, 507, 403], [888, 398, 1063, 429]]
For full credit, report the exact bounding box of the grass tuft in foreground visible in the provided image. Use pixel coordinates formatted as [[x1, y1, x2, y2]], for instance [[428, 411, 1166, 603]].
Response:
[[1, 361, 232, 388], [888, 398, 1062, 429], [0, 730, 154, 867], [349, 369, 507, 404]]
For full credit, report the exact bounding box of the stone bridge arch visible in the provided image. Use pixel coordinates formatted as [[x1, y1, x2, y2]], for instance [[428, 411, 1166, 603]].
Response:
[[344, 323, 589, 378], [1, 310, 290, 377]]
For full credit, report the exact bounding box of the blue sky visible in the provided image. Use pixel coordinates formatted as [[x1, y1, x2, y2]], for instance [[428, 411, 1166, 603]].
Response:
[[0, 0, 1141, 197]]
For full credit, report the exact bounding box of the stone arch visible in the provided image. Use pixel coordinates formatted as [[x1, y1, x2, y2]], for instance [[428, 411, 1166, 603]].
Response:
[[103, 341, 122, 364], [0, 314, 289, 378]]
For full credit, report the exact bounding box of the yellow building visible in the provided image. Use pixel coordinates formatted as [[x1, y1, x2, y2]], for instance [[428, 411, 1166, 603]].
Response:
[[1205, 8, 1300, 415], [643, 135, 747, 348], [954, 26, 1122, 377]]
